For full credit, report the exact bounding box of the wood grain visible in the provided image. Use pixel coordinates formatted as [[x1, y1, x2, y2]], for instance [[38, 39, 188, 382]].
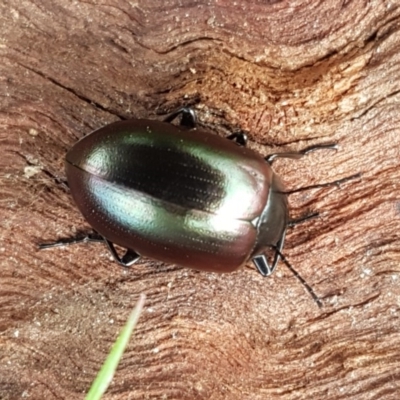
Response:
[[1, 1, 400, 399]]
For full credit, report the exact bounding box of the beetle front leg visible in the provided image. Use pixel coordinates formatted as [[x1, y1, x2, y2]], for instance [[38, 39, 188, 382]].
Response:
[[252, 229, 286, 276], [252, 242, 285, 277], [253, 247, 323, 307], [252, 254, 275, 276]]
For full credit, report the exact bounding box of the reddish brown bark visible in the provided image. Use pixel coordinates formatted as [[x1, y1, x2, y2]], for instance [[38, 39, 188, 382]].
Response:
[[1, 1, 400, 399]]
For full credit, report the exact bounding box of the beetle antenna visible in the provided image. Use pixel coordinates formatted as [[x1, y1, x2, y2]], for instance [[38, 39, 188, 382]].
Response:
[[272, 246, 323, 308]]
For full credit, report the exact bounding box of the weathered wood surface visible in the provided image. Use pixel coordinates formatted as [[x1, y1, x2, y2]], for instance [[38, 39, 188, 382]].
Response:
[[1, 1, 400, 399]]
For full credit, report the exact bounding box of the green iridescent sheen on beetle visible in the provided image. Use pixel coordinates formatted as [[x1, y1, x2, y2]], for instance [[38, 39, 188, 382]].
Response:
[[66, 116, 284, 273], [39, 108, 351, 306]]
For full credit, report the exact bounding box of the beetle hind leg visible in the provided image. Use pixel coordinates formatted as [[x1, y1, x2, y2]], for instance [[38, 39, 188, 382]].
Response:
[[104, 240, 141, 267], [163, 107, 197, 128], [226, 132, 248, 146], [39, 232, 105, 249], [164, 108, 248, 147], [39, 234, 141, 268]]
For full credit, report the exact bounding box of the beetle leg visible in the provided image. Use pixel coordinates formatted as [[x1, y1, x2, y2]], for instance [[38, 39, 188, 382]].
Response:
[[286, 173, 362, 194], [252, 245, 282, 277], [288, 212, 319, 227], [39, 233, 104, 249], [252, 229, 286, 276], [164, 108, 248, 147], [40, 234, 141, 267], [104, 240, 141, 267], [252, 254, 274, 276], [270, 246, 323, 308], [226, 132, 248, 146], [265, 143, 338, 165], [163, 107, 197, 128], [253, 247, 323, 307]]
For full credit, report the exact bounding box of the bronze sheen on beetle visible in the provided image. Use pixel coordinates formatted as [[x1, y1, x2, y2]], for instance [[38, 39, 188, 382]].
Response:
[[41, 108, 350, 305], [65, 109, 292, 276]]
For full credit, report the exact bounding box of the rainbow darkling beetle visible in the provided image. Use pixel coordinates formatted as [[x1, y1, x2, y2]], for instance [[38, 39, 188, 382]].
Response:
[[41, 108, 358, 306]]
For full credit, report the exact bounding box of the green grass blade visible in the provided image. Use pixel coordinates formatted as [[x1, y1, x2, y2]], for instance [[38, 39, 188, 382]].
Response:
[[85, 294, 146, 400]]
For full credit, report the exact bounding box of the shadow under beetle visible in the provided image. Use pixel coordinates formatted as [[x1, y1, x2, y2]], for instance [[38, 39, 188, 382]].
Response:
[[40, 108, 359, 307]]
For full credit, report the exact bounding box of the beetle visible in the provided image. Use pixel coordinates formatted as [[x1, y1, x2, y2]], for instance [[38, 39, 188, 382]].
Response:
[[41, 108, 357, 306]]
